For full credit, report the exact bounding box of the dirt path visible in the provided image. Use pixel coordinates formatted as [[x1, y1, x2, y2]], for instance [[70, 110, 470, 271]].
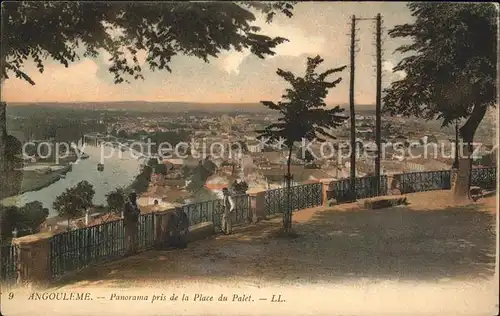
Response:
[[51, 192, 496, 290]]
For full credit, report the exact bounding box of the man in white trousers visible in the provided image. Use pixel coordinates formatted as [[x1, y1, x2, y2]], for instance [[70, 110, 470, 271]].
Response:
[[222, 187, 235, 234]]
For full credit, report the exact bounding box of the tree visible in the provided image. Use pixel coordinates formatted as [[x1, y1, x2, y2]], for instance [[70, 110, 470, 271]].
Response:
[[257, 55, 347, 232], [153, 163, 168, 175], [147, 157, 159, 167], [17, 201, 49, 234], [53, 180, 95, 229], [186, 160, 215, 193], [231, 181, 249, 195], [106, 187, 126, 213], [0, 205, 21, 240], [129, 165, 153, 194], [0, 201, 49, 239], [0, 1, 296, 179], [383, 3, 497, 201], [117, 129, 128, 139], [181, 165, 192, 178]]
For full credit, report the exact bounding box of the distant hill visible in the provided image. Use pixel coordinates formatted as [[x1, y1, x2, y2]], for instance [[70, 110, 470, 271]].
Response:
[[9, 101, 376, 115]]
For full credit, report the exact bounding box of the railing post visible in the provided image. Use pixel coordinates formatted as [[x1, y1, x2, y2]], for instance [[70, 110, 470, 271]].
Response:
[[154, 209, 175, 250], [320, 179, 332, 206], [12, 232, 54, 286], [249, 190, 266, 221]]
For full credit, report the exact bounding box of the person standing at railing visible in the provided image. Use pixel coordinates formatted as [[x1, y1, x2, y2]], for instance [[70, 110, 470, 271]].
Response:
[[166, 208, 190, 249], [222, 187, 235, 235], [123, 191, 140, 256]]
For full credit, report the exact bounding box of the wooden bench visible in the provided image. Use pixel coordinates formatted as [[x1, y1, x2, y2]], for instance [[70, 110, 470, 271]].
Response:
[[363, 196, 408, 210]]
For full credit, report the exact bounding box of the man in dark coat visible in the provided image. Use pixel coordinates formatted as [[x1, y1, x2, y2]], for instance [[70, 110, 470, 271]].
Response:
[[167, 208, 190, 249], [123, 191, 140, 255]]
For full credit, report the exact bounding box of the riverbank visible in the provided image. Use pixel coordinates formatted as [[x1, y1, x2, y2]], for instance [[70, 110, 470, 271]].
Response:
[[19, 164, 73, 195], [0, 164, 73, 202]]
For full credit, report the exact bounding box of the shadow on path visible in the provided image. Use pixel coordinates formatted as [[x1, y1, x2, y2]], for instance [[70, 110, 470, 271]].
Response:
[[53, 197, 496, 289]]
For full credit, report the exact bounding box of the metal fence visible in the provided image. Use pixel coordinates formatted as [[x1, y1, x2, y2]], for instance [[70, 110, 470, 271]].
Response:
[[264, 182, 323, 216], [397, 170, 451, 194], [182, 199, 221, 227], [8, 166, 497, 282], [49, 219, 126, 279], [182, 194, 251, 232], [334, 175, 389, 202], [471, 167, 497, 189], [1, 243, 18, 286], [231, 194, 251, 226], [138, 213, 155, 251]]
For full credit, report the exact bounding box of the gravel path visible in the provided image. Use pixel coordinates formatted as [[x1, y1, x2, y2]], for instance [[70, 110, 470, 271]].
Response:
[[51, 192, 496, 290]]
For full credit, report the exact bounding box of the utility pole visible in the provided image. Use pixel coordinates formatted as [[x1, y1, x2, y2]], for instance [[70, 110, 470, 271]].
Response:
[[375, 13, 382, 194], [453, 119, 460, 169], [349, 15, 357, 200]]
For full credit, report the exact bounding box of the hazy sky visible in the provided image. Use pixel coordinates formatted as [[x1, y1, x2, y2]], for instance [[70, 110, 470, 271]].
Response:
[[2, 2, 413, 105]]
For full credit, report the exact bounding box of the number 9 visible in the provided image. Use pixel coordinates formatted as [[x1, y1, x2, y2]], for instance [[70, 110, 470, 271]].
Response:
[[8, 292, 14, 299]]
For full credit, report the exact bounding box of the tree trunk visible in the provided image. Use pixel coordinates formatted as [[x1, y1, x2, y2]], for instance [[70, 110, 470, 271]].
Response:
[[0, 102, 6, 174], [452, 104, 487, 202], [283, 147, 293, 233], [453, 120, 460, 169]]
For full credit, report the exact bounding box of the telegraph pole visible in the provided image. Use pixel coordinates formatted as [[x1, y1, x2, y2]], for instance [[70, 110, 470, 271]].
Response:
[[375, 13, 382, 194], [349, 15, 357, 199]]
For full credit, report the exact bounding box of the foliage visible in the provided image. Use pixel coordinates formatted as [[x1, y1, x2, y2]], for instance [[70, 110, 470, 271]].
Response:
[[382, 3, 497, 200], [257, 55, 347, 148], [202, 158, 217, 175], [186, 160, 215, 193], [53, 180, 95, 224], [0, 201, 49, 239], [106, 187, 126, 213], [190, 187, 218, 203], [128, 165, 153, 194], [5, 135, 21, 159], [181, 165, 192, 178], [153, 163, 168, 175], [117, 129, 129, 139], [17, 201, 49, 233], [383, 3, 497, 137], [2, 2, 295, 85], [473, 153, 496, 167], [231, 181, 249, 194], [147, 157, 159, 167], [0, 205, 21, 239]]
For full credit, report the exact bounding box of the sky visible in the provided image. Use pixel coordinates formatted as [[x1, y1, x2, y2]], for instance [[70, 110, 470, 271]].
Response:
[[2, 2, 413, 105]]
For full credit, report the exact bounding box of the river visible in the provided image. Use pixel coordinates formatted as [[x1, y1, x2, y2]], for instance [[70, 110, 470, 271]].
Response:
[[1, 143, 143, 217]]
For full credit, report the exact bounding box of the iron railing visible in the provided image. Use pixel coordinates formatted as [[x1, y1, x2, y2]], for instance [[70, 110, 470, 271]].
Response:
[[471, 167, 497, 189], [333, 175, 389, 202], [231, 194, 251, 226], [397, 170, 451, 194], [1, 242, 18, 286], [264, 187, 287, 216], [264, 182, 324, 216], [138, 213, 155, 251], [49, 219, 126, 279], [5, 167, 495, 282], [182, 199, 221, 227], [180, 195, 251, 232]]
